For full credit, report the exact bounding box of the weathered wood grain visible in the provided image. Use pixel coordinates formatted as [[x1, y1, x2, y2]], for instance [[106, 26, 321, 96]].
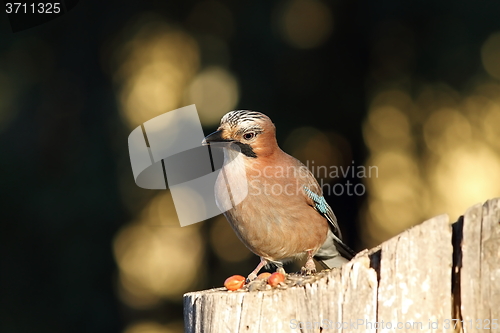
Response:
[[184, 254, 376, 333], [460, 198, 500, 333], [377, 214, 453, 333], [340, 255, 378, 333], [184, 199, 500, 333]]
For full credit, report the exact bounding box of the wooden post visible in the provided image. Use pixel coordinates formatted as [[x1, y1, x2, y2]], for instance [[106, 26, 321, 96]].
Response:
[[184, 198, 500, 333]]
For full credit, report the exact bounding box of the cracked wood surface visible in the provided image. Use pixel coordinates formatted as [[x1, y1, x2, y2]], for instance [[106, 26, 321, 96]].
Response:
[[460, 199, 500, 332], [183, 198, 500, 333]]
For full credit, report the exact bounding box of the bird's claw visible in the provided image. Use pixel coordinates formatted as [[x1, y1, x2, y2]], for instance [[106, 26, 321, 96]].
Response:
[[300, 257, 317, 275], [300, 266, 316, 275]]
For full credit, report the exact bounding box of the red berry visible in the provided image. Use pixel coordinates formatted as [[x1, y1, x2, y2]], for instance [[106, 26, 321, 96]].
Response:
[[224, 275, 246, 291], [268, 272, 285, 287], [257, 272, 272, 280]]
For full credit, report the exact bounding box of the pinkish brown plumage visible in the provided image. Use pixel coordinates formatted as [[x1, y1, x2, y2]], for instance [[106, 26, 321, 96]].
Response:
[[203, 110, 354, 280]]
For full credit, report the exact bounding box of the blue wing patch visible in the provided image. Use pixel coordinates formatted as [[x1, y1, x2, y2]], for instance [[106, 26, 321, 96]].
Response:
[[303, 186, 328, 214]]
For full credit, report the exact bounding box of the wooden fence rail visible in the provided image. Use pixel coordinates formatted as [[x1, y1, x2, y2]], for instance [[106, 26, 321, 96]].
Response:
[[183, 198, 500, 333]]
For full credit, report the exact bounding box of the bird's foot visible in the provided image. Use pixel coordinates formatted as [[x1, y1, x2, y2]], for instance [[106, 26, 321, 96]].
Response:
[[300, 256, 316, 275], [246, 272, 258, 283], [300, 266, 316, 275], [276, 266, 286, 275], [246, 257, 269, 282]]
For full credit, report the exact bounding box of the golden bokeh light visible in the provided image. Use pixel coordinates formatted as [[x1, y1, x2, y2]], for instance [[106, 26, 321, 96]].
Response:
[[429, 144, 500, 218], [363, 105, 413, 151], [364, 151, 422, 245], [473, 81, 500, 103], [366, 151, 420, 203], [461, 84, 500, 151], [423, 108, 472, 154], [186, 66, 239, 126], [114, 17, 199, 129], [415, 84, 461, 116], [209, 215, 252, 262], [368, 106, 411, 140], [481, 31, 500, 79], [481, 102, 500, 149], [363, 81, 500, 247], [167, 186, 208, 225], [113, 192, 204, 308], [117, 272, 162, 309], [276, 0, 333, 49], [123, 321, 184, 333], [143, 191, 180, 227], [367, 197, 421, 238]]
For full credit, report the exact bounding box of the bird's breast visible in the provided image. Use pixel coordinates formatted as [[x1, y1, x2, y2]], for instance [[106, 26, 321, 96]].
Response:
[[214, 157, 328, 261]]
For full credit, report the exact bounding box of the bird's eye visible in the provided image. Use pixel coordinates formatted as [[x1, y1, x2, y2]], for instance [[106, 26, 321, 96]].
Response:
[[243, 132, 255, 140]]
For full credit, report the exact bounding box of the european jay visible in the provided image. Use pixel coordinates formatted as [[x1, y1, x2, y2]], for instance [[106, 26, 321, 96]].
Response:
[[203, 110, 354, 281]]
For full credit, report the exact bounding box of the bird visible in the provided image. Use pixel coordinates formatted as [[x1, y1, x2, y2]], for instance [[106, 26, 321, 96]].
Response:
[[202, 110, 355, 281]]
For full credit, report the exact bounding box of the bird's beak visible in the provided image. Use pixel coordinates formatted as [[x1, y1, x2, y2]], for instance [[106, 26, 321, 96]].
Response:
[[202, 129, 230, 146]]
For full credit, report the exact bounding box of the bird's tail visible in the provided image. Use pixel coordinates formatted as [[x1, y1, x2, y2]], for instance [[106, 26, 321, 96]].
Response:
[[318, 256, 349, 269], [336, 239, 357, 260], [316, 239, 357, 269]]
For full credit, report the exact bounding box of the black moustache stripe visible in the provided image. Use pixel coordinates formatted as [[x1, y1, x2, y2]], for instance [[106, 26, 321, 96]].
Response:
[[234, 142, 257, 158]]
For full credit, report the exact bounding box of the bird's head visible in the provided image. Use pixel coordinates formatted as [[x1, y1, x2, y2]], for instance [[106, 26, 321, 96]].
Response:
[[202, 110, 278, 158]]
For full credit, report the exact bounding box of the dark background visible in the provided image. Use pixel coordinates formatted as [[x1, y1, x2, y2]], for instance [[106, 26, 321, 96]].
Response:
[[1, 1, 500, 332]]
